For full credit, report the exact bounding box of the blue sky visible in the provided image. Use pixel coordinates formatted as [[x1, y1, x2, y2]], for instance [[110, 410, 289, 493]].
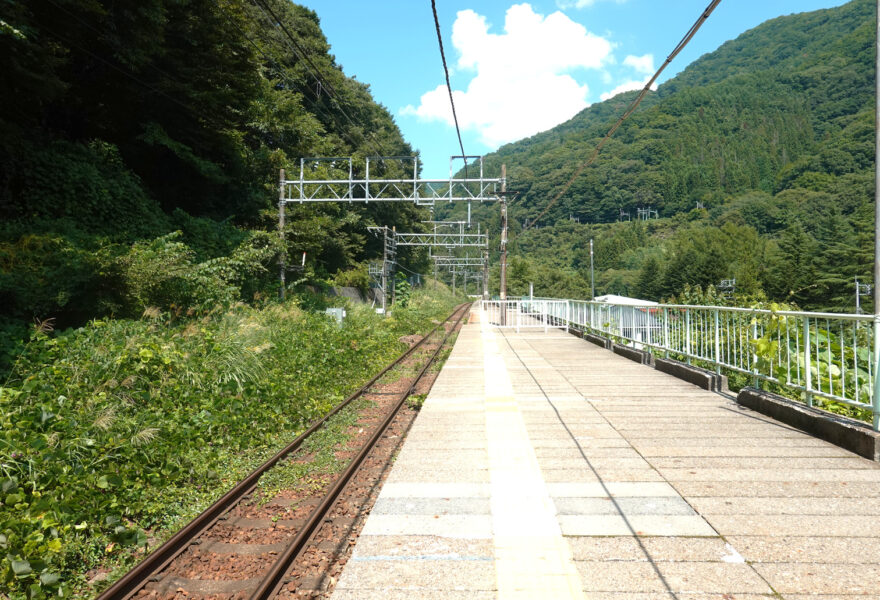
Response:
[[297, 0, 851, 179]]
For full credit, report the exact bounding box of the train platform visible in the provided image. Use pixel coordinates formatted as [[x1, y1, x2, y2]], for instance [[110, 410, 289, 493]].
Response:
[[330, 305, 880, 599]]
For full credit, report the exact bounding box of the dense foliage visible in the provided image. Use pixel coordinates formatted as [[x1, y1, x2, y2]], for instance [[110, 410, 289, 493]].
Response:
[[0, 0, 430, 335], [440, 0, 876, 312]]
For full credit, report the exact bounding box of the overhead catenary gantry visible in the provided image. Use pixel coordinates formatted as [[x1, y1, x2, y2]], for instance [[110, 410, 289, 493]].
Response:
[[282, 155, 500, 205], [276, 155, 505, 302]]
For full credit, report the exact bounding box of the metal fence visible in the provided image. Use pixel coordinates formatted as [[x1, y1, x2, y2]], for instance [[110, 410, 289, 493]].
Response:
[[480, 299, 568, 332], [506, 297, 880, 430]]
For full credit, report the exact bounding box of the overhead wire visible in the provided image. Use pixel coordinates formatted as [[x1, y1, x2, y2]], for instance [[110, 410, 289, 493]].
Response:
[[523, 0, 723, 231], [430, 0, 469, 180]]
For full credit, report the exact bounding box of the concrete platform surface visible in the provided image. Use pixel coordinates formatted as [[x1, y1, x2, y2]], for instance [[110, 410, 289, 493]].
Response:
[[329, 305, 880, 599]]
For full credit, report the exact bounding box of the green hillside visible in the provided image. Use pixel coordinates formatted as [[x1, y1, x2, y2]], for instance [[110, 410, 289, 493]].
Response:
[[0, 0, 428, 336], [439, 0, 876, 312]]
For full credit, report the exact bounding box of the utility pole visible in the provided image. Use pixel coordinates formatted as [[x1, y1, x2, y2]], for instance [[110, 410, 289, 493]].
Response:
[[482, 245, 489, 300], [391, 226, 397, 306], [381, 227, 388, 314], [500, 163, 508, 301], [874, 0, 880, 431], [278, 169, 286, 301], [589, 238, 595, 300]]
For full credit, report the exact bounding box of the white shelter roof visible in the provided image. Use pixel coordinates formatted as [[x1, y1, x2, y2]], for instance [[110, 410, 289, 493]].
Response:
[[593, 294, 659, 306]]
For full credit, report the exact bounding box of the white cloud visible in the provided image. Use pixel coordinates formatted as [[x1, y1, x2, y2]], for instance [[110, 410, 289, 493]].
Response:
[[556, 0, 629, 9], [623, 53, 654, 75], [401, 4, 613, 147], [599, 76, 656, 101]]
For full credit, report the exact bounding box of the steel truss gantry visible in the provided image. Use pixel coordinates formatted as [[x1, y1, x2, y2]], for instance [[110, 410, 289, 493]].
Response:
[[395, 231, 488, 248], [276, 156, 503, 302], [431, 256, 487, 268], [281, 155, 501, 206]]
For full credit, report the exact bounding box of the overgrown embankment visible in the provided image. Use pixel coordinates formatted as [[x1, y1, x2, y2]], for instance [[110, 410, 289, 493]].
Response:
[[0, 289, 459, 599]]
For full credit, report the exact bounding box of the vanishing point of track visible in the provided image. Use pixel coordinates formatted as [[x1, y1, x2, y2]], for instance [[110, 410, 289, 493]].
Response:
[[96, 302, 471, 600]]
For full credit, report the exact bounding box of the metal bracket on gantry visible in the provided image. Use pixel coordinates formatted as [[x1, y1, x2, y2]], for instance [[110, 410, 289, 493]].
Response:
[[280, 155, 501, 206]]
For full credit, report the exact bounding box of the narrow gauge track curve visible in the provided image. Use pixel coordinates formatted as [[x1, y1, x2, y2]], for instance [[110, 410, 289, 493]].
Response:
[[97, 303, 471, 600]]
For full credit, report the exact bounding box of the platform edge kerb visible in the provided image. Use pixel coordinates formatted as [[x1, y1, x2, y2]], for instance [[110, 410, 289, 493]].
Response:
[[737, 387, 880, 462]]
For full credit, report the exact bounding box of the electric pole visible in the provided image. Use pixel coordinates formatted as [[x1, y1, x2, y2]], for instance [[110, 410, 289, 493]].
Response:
[[500, 163, 508, 301], [278, 169, 286, 301], [589, 238, 595, 300], [873, 0, 880, 430]]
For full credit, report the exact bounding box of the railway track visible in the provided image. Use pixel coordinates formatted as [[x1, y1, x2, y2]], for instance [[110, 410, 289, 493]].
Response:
[[96, 303, 470, 600]]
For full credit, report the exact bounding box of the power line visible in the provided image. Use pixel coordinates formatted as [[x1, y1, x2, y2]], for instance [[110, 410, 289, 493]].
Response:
[[523, 0, 723, 231], [431, 0, 468, 178]]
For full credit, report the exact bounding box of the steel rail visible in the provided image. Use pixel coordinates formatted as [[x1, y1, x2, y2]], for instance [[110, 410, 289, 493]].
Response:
[[96, 303, 469, 600], [250, 303, 470, 599]]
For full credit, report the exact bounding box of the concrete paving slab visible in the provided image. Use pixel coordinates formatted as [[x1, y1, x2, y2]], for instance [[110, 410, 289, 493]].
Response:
[[753, 563, 880, 595], [350, 535, 494, 560], [559, 515, 716, 537], [636, 445, 857, 458], [554, 496, 696, 516], [671, 480, 880, 498], [574, 561, 668, 593], [650, 456, 877, 470], [360, 515, 493, 538], [704, 514, 880, 536], [726, 535, 880, 564], [371, 497, 491, 516], [658, 468, 880, 482], [546, 482, 679, 498], [654, 562, 773, 594], [334, 559, 496, 591], [537, 457, 654, 470], [689, 496, 880, 516], [385, 466, 490, 483]]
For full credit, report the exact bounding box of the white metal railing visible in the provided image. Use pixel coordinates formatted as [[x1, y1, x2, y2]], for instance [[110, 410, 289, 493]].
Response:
[[519, 296, 880, 430], [480, 300, 568, 332]]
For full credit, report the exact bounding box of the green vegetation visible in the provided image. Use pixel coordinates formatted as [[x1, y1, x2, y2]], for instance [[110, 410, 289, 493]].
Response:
[[0, 288, 458, 599], [0, 0, 432, 339], [440, 0, 875, 312]]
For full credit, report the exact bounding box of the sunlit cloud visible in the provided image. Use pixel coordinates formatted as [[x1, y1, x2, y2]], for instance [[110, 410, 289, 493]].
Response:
[[401, 3, 613, 146], [556, 0, 629, 9], [623, 53, 655, 75], [599, 76, 657, 101]]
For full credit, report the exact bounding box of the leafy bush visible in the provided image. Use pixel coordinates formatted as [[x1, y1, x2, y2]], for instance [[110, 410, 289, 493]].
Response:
[[116, 231, 280, 314], [333, 264, 370, 292]]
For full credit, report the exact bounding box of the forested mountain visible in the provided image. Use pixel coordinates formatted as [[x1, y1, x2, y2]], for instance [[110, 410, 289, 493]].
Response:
[[0, 0, 426, 331], [439, 0, 876, 312]]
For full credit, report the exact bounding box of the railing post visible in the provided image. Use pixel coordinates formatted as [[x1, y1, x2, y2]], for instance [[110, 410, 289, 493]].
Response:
[[752, 318, 760, 389], [873, 314, 880, 429], [663, 307, 670, 359], [714, 309, 721, 374], [685, 310, 691, 365], [804, 317, 813, 407], [565, 300, 571, 333]]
